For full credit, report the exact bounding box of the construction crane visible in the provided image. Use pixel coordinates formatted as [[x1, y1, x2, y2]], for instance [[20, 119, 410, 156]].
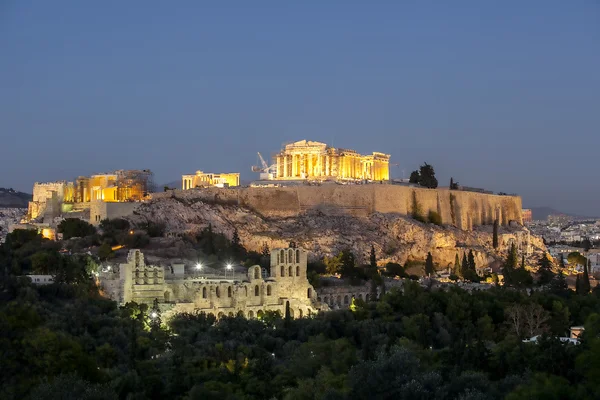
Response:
[[251, 152, 276, 180]]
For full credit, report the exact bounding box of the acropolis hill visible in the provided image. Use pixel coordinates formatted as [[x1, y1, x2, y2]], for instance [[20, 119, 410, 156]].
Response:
[[155, 184, 523, 230]]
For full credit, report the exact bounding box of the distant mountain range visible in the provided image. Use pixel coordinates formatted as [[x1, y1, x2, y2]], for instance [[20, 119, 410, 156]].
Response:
[[0, 188, 31, 208], [528, 206, 597, 221]]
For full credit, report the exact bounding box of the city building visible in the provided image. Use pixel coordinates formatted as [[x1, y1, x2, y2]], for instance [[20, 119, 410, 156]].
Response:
[[269, 140, 390, 181], [182, 171, 240, 189]]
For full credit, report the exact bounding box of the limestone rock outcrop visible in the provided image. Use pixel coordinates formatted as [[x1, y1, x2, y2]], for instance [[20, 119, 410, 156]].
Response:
[[127, 195, 545, 271]]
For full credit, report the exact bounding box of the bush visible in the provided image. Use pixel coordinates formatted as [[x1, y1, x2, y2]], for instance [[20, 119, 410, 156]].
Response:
[[428, 211, 442, 225], [145, 221, 166, 238], [58, 218, 96, 240]]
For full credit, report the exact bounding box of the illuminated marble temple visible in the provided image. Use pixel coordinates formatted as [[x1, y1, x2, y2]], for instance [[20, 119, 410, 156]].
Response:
[[182, 171, 240, 189], [273, 140, 390, 181]]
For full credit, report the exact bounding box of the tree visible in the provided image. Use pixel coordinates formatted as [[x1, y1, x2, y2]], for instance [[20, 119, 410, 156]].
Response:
[[461, 253, 469, 278], [582, 237, 592, 252], [339, 250, 357, 279], [324, 253, 343, 275], [149, 298, 162, 332], [230, 229, 245, 259], [493, 219, 499, 249], [581, 257, 591, 294], [418, 163, 438, 189], [454, 253, 462, 277], [468, 250, 476, 272], [450, 177, 459, 190], [425, 252, 434, 276], [409, 170, 420, 184], [97, 242, 114, 261], [369, 245, 377, 269], [549, 270, 568, 295], [537, 254, 554, 286], [58, 218, 96, 240], [284, 300, 291, 329]]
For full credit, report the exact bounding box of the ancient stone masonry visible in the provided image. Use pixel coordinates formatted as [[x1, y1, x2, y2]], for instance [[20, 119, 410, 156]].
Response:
[[273, 140, 390, 181], [25, 170, 152, 224], [100, 248, 323, 320], [152, 185, 523, 228], [182, 171, 240, 189]]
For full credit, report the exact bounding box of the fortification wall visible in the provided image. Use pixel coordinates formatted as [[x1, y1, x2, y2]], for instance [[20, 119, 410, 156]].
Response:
[[152, 185, 522, 228]]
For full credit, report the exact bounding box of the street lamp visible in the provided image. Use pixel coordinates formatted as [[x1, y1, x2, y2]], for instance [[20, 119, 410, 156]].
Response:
[[151, 312, 158, 319], [226, 263, 233, 279], [195, 263, 203, 270]]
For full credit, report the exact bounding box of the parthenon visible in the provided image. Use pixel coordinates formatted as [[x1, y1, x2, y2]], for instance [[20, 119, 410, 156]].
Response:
[[274, 140, 390, 181]]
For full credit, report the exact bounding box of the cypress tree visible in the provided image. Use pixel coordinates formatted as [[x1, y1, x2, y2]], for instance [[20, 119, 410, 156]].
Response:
[[454, 253, 461, 277], [575, 273, 582, 295], [468, 250, 476, 272], [493, 219, 499, 249], [284, 301, 291, 328], [370, 245, 377, 269], [521, 254, 525, 269], [582, 257, 591, 293], [450, 177, 454, 190], [461, 253, 469, 278], [425, 252, 434, 276]]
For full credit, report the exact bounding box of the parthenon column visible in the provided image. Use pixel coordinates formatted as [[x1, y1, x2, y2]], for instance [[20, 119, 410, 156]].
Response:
[[283, 155, 288, 177]]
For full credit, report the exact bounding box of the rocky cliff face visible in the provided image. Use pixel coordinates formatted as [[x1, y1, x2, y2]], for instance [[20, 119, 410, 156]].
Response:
[[127, 196, 546, 271]]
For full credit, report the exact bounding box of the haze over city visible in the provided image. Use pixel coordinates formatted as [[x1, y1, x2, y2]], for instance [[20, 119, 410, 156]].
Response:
[[1, 1, 599, 215]]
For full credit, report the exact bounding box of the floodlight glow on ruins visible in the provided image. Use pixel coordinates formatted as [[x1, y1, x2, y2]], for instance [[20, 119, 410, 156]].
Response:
[[195, 263, 203, 270], [226, 264, 233, 270]]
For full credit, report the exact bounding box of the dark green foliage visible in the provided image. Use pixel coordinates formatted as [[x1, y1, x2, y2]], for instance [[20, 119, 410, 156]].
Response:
[[384, 262, 405, 278], [425, 252, 434, 276], [409, 163, 438, 188], [493, 219, 499, 249], [537, 254, 554, 286], [411, 191, 426, 223], [582, 237, 592, 252], [143, 221, 166, 237], [503, 243, 533, 287], [409, 170, 420, 183], [58, 218, 96, 240], [369, 244, 377, 269], [449, 193, 457, 225], [428, 210, 442, 225], [97, 241, 114, 261], [454, 253, 461, 277], [450, 177, 459, 190], [581, 258, 591, 294], [418, 162, 438, 188]]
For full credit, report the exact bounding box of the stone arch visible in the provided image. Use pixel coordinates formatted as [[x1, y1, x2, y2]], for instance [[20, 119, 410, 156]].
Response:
[[267, 285, 272, 296], [202, 287, 207, 299], [298, 309, 303, 318], [366, 293, 371, 301], [228, 312, 234, 317], [217, 312, 224, 319], [216, 287, 220, 298], [358, 293, 363, 300], [296, 266, 300, 276], [228, 286, 232, 297], [296, 249, 300, 263], [288, 266, 292, 277], [307, 288, 312, 298], [344, 295, 349, 305], [277, 251, 280, 264], [288, 249, 293, 262], [248, 310, 254, 319], [254, 267, 260, 279], [257, 310, 264, 319], [254, 285, 260, 296], [280, 265, 285, 277], [336, 295, 342, 305], [280, 249, 284, 263], [164, 291, 170, 302], [237, 310, 244, 318]]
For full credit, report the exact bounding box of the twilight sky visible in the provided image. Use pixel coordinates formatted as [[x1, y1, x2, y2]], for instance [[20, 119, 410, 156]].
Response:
[[1, 1, 599, 215]]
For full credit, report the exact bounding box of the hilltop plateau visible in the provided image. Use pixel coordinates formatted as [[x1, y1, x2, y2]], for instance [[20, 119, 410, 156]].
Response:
[[126, 192, 546, 271]]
